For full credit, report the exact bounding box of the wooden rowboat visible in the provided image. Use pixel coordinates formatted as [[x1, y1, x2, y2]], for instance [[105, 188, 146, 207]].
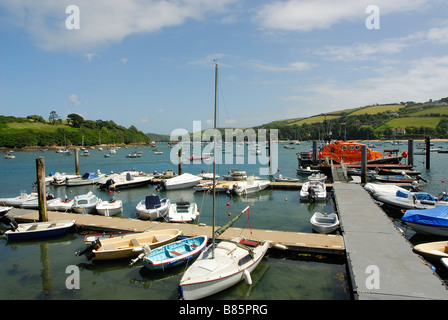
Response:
[[76, 229, 181, 261], [413, 241, 448, 259]]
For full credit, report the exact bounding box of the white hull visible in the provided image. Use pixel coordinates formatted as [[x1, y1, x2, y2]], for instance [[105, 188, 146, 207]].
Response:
[[168, 202, 199, 222], [404, 222, 448, 236], [47, 199, 74, 212], [66, 173, 105, 186], [310, 212, 339, 234], [0, 192, 38, 207], [20, 198, 62, 209], [96, 200, 123, 216], [179, 238, 270, 300], [135, 197, 170, 221], [300, 181, 327, 201], [163, 173, 202, 190]]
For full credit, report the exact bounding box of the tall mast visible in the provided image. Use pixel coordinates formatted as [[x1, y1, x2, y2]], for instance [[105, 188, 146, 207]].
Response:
[[212, 62, 218, 257]]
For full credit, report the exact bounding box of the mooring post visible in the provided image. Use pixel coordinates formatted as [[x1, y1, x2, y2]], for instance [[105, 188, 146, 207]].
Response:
[[36, 156, 48, 222], [74, 148, 79, 175], [407, 139, 414, 166], [178, 148, 183, 175], [312, 141, 318, 165], [425, 136, 430, 170], [361, 145, 367, 184]]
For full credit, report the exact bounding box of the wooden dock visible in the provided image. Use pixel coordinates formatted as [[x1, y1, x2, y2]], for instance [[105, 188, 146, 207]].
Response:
[[333, 182, 448, 300], [8, 208, 345, 255]]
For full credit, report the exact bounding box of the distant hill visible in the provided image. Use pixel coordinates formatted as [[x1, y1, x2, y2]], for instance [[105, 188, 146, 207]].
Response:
[[255, 99, 448, 141], [145, 132, 171, 142], [0, 115, 150, 148]]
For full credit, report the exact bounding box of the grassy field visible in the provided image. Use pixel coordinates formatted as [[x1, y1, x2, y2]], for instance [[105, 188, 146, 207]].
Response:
[[348, 104, 403, 116], [289, 115, 341, 126], [410, 105, 448, 116], [376, 117, 441, 130], [2, 122, 74, 132]]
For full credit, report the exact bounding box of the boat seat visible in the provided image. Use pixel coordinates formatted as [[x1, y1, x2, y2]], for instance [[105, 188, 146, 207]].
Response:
[[47, 223, 56, 228], [170, 250, 182, 256], [129, 238, 139, 246], [315, 213, 336, 223], [103, 243, 115, 250], [27, 224, 38, 231]]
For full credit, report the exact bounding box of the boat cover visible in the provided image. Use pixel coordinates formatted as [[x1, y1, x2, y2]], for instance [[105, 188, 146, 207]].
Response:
[[81, 172, 100, 179], [145, 195, 161, 209], [402, 206, 448, 227]]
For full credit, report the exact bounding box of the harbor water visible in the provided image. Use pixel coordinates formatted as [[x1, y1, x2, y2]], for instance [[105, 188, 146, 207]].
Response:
[[1, 140, 447, 300]]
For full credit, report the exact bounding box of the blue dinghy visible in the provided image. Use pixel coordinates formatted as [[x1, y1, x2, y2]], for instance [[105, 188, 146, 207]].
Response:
[[402, 206, 448, 236], [134, 235, 208, 270]]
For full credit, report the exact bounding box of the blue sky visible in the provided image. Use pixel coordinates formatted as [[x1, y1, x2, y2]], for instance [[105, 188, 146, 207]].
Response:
[[1, 0, 448, 134]]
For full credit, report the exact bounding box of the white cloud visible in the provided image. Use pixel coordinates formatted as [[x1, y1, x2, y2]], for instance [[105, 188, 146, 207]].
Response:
[[69, 94, 87, 106], [254, 0, 435, 31], [85, 53, 98, 62], [121, 57, 128, 64], [284, 55, 448, 116], [0, 0, 236, 51], [247, 60, 316, 72]]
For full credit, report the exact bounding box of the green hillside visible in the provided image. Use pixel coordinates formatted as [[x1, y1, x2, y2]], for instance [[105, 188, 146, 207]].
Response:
[[0, 114, 150, 148], [257, 99, 448, 141]]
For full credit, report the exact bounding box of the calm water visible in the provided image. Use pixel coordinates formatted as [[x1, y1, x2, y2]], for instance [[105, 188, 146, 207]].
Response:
[[1, 140, 447, 300]]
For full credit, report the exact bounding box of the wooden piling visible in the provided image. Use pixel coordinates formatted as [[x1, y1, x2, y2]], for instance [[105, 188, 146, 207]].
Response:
[[361, 145, 367, 184], [425, 136, 431, 170], [74, 148, 79, 175], [36, 156, 48, 222], [178, 148, 182, 175]]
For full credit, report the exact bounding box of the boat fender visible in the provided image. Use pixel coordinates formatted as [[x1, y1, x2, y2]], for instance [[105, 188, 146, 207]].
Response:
[[243, 269, 252, 285]]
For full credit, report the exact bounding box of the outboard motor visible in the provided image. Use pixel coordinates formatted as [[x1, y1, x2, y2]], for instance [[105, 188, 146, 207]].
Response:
[[308, 187, 317, 203], [100, 178, 115, 191], [0, 215, 18, 232], [75, 238, 101, 260]]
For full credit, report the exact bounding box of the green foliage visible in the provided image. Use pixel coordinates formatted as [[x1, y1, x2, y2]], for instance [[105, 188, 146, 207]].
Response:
[[0, 115, 150, 148]]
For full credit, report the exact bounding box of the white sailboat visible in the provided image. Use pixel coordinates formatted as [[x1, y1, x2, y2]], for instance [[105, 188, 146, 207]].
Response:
[[178, 63, 272, 300]]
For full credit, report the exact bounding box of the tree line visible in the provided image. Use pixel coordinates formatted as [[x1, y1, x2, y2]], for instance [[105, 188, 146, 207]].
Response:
[[0, 113, 150, 148]]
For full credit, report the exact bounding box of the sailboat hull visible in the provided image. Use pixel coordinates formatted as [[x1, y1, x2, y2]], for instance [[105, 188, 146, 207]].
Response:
[[179, 239, 270, 300]]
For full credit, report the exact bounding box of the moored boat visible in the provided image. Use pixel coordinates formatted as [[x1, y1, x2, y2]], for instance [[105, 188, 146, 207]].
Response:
[[3, 220, 75, 241], [227, 176, 270, 195], [66, 171, 106, 186], [310, 212, 340, 234], [135, 195, 170, 220], [72, 191, 100, 214], [413, 241, 448, 259], [131, 235, 208, 270], [95, 198, 123, 216], [318, 140, 402, 164], [76, 229, 182, 260], [0, 192, 38, 207], [402, 206, 448, 236], [159, 173, 202, 190], [168, 201, 199, 222]]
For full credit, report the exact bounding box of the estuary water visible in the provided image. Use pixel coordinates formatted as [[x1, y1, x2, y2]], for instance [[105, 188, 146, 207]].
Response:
[[0, 140, 447, 300]]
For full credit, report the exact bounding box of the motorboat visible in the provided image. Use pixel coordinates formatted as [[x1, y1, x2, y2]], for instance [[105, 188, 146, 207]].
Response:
[[275, 174, 299, 182], [47, 197, 74, 212], [168, 201, 199, 222], [318, 140, 402, 164], [193, 181, 214, 192], [198, 171, 220, 180], [310, 212, 340, 234], [0, 206, 13, 216], [72, 191, 100, 214], [297, 166, 320, 175], [131, 235, 208, 270], [413, 241, 448, 259], [135, 195, 170, 220], [227, 176, 270, 195], [20, 193, 61, 209], [95, 197, 123, 216], [76, 229, 181, 261], [0, 192, 38, 207], [376, 190, 448, 210], [222, 169, 247, 181], [97, 172, 154, 190], [48, 172, 81, 185], [3, 220, 75, 241], [65, 171, 106, 186], [159, 173, 202, 190], [364, 183, 415, 197], [402, 206, 448, 236], [300, 180, 327, 202]]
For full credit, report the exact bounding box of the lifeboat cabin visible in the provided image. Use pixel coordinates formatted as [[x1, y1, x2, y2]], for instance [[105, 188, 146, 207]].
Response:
[[318, 140, 400, 164]]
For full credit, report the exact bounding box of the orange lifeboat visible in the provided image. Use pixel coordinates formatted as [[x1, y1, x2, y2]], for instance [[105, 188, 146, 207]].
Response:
[[318, 140, 385, 164]]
